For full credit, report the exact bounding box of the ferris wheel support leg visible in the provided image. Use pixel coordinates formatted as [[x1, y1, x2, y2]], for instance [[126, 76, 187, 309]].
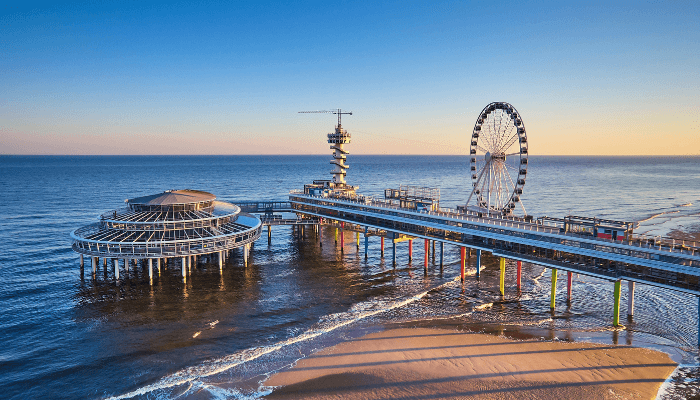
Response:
[[550, 268, 558, 310], [476, 249, 482, 278]]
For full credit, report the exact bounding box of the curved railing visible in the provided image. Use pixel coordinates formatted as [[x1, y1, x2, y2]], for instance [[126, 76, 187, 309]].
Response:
[[71, 216, 261, 258], [97, 202, 241, 232]]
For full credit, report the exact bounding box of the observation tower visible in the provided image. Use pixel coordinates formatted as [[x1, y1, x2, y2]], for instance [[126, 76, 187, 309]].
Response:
[[299, 109, 358, 196], [71, 189, 261, 283]]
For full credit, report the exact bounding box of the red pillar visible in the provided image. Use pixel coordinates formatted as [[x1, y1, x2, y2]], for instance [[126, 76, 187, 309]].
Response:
[[408, 239, 413, 260], [381, 236, 384, 254], [517, 261, 522, 291], [424, 239, 429, 269], [460, 247, 466, 282], [340, 222, 344, 248], [567, 271, 573, 301]]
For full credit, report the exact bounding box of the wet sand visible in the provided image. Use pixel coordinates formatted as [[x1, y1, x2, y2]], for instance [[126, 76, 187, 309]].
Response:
[[264, 327, 677, 400]]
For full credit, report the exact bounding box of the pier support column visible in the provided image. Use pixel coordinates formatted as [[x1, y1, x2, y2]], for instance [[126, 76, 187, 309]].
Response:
[[103, 257, 107, 268], [392, 235, 397, 265], [613, 280, 622, 327], [697, 296, 700, 347], [516, 261, 522, 291], [499, 257, 505, 296], [408, 239, 413, 261], [148, 259, 153, 284], [114, 259, 119, 280], [157, 258, 161, 275], [460, 247, 466, 282], [356, 231, 360, 249], [80, 254, 84, 267], [244, 244, 249, 267], [567, 271, 573, 302], [381, 236, 384, 256], [439, 242, 444, 267], [340, 222, 344, 251], [218, 251, 223, 271], [432, 240, 435, 261], [550, 268, 558, 310], [627, 281, 635, 318], [92, 257, 98, 275], [364, 227, 368, 258], [181, 257, 186, 278], [424, 239, 429, 272], [475, 249, 481, 278], [268, 225, 272, 244], [335, 227, 338, 244]]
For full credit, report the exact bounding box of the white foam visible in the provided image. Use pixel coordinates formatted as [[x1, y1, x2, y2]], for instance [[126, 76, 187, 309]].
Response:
[[104, 276, 462, 399]]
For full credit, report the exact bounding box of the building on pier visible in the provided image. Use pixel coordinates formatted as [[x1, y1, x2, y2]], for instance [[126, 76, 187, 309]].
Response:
[[71, 189, 261, 279]]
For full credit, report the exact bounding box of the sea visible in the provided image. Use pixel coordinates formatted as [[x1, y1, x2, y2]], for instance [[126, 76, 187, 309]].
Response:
[[0, 155, 699, 399]]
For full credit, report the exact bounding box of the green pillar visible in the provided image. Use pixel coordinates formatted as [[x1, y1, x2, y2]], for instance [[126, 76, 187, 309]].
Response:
[[550, 268, 558, 309], [613, 280, 621, 327]]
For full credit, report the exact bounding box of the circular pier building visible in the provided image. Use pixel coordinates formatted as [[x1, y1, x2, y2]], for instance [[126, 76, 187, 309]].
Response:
[[71, 189, 261, 281]]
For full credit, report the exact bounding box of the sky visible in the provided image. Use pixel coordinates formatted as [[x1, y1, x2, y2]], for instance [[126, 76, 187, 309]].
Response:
[[1, 1, 699, 155]]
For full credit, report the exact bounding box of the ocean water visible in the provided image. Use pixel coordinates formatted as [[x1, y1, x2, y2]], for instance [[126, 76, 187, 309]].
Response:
[[0, 155, 699, 399]]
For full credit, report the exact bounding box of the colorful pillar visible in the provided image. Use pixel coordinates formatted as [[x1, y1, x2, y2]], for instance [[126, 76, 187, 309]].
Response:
[[516, 260, 522, 291], [475, 249, 481, 278], [335, 227, 338, 244], [460, 247, 466, 282], [499, 257, 505, 296], [550, 268, 558, 310], [408, 239, 413, 261], [627, 281, 635, 317], [392, 235, 397, 265], [340, 222, 344, 250], [268, 225, 272, 244], [424, 239, 429, 271], [356, 231, 360, 248], [613, 279, 621, 327], [364, 227, 369, 258], [381, 236, 385, 256], [439, 242, 444, 267], [567, 271, 573, 302]]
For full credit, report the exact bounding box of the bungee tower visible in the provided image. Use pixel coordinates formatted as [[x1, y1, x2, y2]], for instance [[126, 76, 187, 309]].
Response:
[[298, 109, 358, 196]]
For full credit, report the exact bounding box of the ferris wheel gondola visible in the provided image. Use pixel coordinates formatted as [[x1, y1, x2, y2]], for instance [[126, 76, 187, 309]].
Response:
[[465, 102, 528, 216]]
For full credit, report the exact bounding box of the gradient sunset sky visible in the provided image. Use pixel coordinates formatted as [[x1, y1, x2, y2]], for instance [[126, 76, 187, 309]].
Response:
[[2, 1, 698, 155]]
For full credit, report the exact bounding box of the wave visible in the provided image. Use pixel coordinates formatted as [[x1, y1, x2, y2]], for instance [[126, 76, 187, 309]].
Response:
[[104, 276, 463, 399], [637, 210, 680, 224]]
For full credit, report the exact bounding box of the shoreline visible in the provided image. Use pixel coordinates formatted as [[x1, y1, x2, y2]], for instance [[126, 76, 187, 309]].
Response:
[[262, 323, 677, 400]]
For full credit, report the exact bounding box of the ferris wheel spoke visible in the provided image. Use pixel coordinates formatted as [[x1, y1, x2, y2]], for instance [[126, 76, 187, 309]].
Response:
[[476, 144, 490, 154]]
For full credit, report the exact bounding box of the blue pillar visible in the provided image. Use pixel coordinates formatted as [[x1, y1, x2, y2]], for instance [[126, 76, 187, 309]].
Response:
[[392, 234, 397, 265], [364, 227, 369, 258], [476, 249, 482, 278]]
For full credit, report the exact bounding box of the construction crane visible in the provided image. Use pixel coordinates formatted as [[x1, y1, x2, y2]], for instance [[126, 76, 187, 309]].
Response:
[[298, 109, 352, 127]]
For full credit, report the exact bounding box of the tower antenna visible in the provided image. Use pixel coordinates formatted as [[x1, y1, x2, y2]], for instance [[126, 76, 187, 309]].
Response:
[[298, 109, 354, 189]]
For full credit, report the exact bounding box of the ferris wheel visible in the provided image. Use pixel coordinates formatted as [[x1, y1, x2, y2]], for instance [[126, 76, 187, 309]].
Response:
[[465, 102, 528, 216]]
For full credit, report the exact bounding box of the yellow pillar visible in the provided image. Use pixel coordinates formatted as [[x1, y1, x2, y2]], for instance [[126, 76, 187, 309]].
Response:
[[499, 257, 505, 296]]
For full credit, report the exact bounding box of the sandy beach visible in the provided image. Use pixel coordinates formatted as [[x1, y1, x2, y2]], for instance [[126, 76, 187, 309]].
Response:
[[263, 327, 677, 400]]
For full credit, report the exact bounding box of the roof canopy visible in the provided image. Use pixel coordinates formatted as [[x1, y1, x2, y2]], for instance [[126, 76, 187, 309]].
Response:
[[128, 189, 216, 206]]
